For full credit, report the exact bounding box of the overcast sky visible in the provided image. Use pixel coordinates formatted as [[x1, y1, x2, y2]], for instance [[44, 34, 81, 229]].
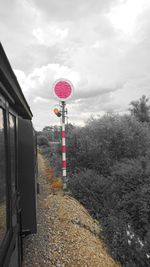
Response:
[[1, 0, 150, 130]]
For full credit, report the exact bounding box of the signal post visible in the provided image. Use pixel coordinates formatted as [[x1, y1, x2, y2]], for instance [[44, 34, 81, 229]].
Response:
[[53, 79, 73, 189], [61, 101, 66, 179]]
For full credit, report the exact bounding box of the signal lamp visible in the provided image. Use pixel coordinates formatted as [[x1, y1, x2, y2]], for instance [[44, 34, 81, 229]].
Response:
[[53, 108, 61, 117]]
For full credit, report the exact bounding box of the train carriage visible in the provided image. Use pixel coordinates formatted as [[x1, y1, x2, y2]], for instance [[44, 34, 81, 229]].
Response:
[[0, 43, 37, 267]]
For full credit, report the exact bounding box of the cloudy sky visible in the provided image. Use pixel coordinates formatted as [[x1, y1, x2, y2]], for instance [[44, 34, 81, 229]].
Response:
[[1, 0, 150, 130]]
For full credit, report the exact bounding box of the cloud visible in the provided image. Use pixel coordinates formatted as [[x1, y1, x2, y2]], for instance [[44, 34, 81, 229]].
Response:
[[1, 0, 150, 130], [12, 44, 62, 73], [23, 64, 79, 99], [29, 0, 121, 21], [33, 96, 49, 103], [15, 59, 123, 103], [0, 0, 40, 68], [14, 60, 124, 130], [33, 26, 68, 46], [107, 0, 150, 36]]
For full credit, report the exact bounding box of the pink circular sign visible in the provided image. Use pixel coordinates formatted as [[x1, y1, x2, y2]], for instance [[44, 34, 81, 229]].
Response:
[[53, 79, 73, 101]]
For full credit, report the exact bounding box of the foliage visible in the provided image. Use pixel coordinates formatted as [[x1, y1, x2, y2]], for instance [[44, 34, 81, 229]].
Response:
[[41, 125, 61, 142], [129, 95, 150, 122], [67, 113, 150, 267], [68, 159, 150, 266], [68, 114, 150, 174], [105, 157, 150, 266], [68, 169, 107, 219], [38, 97, 150, 266], [37, 135, 49, 146]]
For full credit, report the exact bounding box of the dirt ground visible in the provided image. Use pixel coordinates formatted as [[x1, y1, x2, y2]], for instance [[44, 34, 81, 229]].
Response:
[[22, 153, 120, 267]]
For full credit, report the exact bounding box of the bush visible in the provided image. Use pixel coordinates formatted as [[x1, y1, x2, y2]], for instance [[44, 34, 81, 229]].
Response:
[[68, 115, 150, 175], [68, 157, 150, 267], [67, 114, 150, 267], [37, 135, 49, 146], [68, 169, 108, 219]]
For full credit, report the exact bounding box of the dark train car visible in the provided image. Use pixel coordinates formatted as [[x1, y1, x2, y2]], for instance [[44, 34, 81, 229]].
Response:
[[0, 43, 37, 267]]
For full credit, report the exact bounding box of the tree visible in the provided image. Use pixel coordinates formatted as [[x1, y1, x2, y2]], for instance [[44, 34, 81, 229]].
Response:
[[129, 95, 150, 122], [42, 125, 61, 142], [37, 135, 49, 146]]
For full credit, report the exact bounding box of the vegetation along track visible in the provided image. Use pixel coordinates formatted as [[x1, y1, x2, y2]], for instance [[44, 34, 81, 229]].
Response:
[[22, 152, 120, 267]]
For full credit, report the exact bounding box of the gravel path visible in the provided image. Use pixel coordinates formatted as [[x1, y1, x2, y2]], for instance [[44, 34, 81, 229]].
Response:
[[22, 153, 53, 267], [22, 153, 120, 267]]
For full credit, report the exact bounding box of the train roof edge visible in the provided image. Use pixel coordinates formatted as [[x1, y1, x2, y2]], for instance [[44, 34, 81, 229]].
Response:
[[0, 42, 33, 119]]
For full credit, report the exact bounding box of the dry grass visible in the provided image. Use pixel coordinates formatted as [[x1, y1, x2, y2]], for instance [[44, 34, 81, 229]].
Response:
[[50, 178, 64, 191], [38, 153, 63, 192]]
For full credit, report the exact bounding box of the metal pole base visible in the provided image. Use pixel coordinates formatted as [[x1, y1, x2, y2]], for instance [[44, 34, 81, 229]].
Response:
[[63, 182, 67, 190]]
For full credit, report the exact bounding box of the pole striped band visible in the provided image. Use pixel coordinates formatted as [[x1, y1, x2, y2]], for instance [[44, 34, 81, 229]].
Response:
[[62, 145, 66, 153], [62, 122, 66, 177], [62, 131, 65, 138], [62, 153, 66, 161], [63, 169, 66, 177], [62, 138, 66, 146], [62, 160, 67, 168]]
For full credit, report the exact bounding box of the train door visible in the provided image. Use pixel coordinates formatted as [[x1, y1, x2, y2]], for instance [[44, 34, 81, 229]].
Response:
[[18, 118, 37, 236], [0, 97, 9, 266], [0, 94, 21, 267], [8, 111, 21, 267]]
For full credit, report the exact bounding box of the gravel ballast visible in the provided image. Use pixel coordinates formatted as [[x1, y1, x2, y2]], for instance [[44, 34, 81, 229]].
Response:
[[22, 153, 120, 267]]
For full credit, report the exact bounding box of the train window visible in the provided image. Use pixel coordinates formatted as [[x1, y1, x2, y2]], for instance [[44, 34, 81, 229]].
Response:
[[9, 114, 16, 196], [0, 108, 7, 245]]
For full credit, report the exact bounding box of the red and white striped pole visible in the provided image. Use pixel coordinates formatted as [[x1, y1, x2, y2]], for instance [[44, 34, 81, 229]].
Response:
[[61, 101, 67, 188], [53, 79, 73, 189]]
